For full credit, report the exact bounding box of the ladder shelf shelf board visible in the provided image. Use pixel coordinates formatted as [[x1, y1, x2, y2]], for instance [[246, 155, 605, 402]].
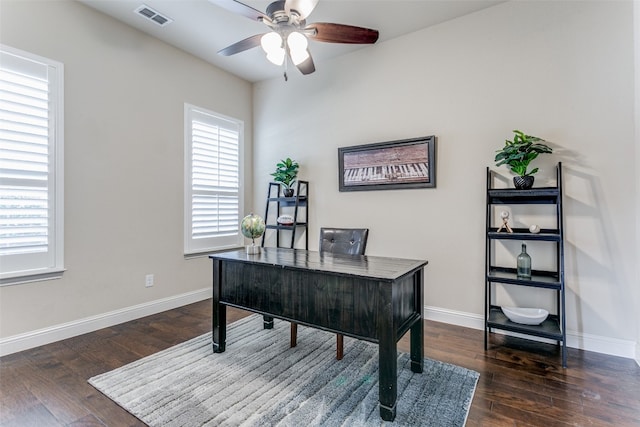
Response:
[[487, 267, 561, 289], [487, 306, 563, 341], [487, 230, 561, 241], [487, 187, 560, 204], [484, 163, 567, 367], [266, 196, 308, 206], [265, 223, 308, 230]]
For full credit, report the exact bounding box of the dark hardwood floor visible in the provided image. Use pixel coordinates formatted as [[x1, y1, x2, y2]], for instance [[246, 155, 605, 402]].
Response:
[[1, 300, 639, 426]]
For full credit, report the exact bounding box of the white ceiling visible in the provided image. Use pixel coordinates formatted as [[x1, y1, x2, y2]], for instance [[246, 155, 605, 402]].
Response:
[[79, 0, 503, 82]]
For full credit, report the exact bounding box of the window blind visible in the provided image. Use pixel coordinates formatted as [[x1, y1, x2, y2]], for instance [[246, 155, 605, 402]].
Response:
[[184, 105, 243, 254], [0, 45, 64, 283]]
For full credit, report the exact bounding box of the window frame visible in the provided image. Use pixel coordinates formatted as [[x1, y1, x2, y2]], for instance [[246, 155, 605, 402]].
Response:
[[183, 103, 244, 255], [0, 44, 64, 286]]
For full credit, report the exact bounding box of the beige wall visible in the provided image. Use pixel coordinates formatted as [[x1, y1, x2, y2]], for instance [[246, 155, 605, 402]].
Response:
[[254, 1, 637, 354], [0, 1, 253, 338]]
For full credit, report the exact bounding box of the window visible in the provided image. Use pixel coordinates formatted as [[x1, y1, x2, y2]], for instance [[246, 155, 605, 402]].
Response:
[[184, 104, 243, 254], [0, 45, 64, 285]]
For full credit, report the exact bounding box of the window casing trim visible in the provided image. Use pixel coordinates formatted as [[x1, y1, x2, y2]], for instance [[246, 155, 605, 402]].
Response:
[[183, 103, 244, 255], [0, 45, 64, 286]]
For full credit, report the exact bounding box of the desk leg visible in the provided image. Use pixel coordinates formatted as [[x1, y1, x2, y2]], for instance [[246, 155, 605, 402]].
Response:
[[411, 269, 424, 373], [263, 315, 274, 329], [212, 259, 226, 353], [378, 286, 397, 422]]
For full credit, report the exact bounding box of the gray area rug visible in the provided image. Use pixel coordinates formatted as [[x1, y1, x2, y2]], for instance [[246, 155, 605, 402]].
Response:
[[89, 314, 479, 426]]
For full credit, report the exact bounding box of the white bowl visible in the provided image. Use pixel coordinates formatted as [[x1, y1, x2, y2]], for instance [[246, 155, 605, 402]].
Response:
[[501, 307, 549, 325]]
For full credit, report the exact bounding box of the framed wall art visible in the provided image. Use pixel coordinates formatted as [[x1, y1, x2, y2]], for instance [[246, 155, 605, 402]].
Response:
[[338, 136, 436, 192]]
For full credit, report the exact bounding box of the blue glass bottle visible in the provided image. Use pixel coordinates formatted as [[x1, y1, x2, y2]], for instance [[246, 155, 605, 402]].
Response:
[[517, 243, 532, 279]]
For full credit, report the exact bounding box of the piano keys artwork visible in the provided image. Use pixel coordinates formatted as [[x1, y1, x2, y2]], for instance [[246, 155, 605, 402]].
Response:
[[338, 136, 436, 192], [344, 161, 429, 184]]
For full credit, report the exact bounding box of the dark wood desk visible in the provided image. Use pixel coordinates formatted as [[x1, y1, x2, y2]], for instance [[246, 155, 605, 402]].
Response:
[[209, 248, 427, 421]]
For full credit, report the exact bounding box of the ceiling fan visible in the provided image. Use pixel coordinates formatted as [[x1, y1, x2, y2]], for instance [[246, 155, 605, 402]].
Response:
[[210, 0, 379, 79]]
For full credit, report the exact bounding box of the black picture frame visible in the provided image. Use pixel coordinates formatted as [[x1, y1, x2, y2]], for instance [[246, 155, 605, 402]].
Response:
[[338, 136, 436, 192]]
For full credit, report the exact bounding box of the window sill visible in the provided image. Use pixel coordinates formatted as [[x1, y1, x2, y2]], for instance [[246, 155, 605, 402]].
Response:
[[184, 246, 244, 260], [0, 269, 66, 287]]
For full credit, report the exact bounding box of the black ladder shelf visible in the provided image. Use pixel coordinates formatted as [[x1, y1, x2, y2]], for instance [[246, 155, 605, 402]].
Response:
[[484, 163, 567, 367], [261, 180, 308, 250]]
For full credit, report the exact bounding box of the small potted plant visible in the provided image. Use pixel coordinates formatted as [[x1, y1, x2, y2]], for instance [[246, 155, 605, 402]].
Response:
[[271, 157, 299, 197], [494, 130, 553, 189]]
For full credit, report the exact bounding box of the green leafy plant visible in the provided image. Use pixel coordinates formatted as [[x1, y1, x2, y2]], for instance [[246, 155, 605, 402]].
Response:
[[494, 130, 552, 177], [270, 158, 299, 190]]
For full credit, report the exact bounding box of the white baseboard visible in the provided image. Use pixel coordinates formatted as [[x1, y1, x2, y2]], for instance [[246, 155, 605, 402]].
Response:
[[2, 296, 636, 362], [424, 305, 484, 330], [0, 288, 212, 357], [424, 305, 638, 361]]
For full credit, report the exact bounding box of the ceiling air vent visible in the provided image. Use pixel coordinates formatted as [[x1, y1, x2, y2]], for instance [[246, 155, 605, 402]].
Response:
[[134, 5, 173, 26]]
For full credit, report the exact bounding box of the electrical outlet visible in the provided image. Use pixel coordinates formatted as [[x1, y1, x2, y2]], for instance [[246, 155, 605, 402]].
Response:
[[145, 274, 154, 287]]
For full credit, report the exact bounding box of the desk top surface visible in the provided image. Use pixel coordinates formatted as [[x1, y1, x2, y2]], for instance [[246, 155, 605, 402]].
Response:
[[210, 248, 427, 281]]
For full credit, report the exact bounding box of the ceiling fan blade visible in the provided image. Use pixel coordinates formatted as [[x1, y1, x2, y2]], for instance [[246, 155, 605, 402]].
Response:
[[218, 34, 264, 56], [208, 0, 271, 24], [306, 22, 379, 44], [285, 0, 318, 20], [295, 51, 315, 75]]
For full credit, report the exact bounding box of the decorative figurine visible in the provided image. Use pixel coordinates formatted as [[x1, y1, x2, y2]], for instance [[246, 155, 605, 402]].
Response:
[[276, 214, 294, 226], [496, 210, 513, 233]]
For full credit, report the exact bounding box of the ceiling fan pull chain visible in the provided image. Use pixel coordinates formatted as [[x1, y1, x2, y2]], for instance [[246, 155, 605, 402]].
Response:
[[283, 51, 289, 81]]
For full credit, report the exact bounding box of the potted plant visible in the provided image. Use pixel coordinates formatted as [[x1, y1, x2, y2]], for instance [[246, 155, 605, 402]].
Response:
[[494, 130, 553, 189], [271, 157, 299, 197]]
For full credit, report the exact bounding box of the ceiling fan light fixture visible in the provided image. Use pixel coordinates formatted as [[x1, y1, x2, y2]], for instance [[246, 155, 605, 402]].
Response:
[[290, 48, 309, 66], [287, 31, 308, 51], [261, 32, 282, 54], [266, 49, 286, 65], [214, 0, 379, 77], [260, 32, 285, 65], [287, 31, 309, 65]]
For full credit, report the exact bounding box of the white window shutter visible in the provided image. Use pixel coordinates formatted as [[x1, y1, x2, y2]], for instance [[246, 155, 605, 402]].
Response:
[[0, 45, 64, 283], [184, 105, 243, 254]]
